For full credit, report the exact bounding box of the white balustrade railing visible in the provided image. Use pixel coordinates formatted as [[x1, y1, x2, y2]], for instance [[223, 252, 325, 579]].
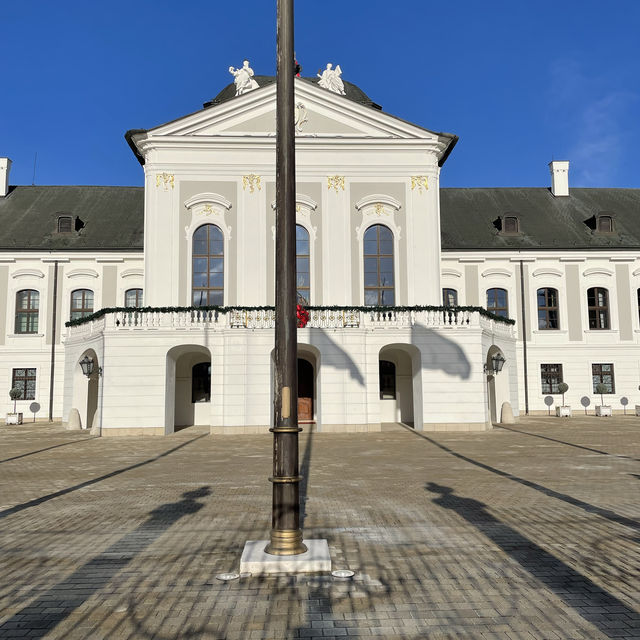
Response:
[[66, 308, 514, 339]]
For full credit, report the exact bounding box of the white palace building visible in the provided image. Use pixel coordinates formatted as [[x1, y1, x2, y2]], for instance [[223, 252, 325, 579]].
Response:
[[1, 71, 639, 435]]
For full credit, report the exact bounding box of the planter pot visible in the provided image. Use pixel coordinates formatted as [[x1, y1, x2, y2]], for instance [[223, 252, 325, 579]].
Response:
[[6, 412, 23, 425], [636, 405, 640, 417], [596, 405, 612, 417], [556, 406, 572, 417]]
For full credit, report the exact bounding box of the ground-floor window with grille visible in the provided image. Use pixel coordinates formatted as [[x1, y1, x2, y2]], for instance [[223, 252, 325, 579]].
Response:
[[540, 364, 563, 394], [12, 368, 36, 400], [592, 363, 615, 393]]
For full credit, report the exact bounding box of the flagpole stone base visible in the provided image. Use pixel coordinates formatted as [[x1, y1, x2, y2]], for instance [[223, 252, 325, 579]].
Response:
[[240, 539, 331, 575]]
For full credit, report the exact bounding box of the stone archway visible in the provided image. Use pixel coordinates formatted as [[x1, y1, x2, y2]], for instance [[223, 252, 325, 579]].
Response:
[[379, 344, 423, 429], [165, 345, 211, 434]]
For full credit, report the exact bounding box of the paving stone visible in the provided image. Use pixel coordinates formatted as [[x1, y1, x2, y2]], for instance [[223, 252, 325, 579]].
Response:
[[0, 417, 638, 639]]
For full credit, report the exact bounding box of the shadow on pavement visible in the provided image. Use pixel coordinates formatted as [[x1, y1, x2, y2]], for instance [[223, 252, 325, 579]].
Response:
[[403, 425, 640, 533], [499, 424, 640, 462], [1, 487, 211, 639], [0, 438, 95, 464], [0, 434, 208, 520], [426, 482, 638, 640]]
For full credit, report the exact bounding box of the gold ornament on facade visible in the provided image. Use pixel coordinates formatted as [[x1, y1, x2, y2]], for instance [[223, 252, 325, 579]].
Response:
[[410, 176, 428, 193], [156, 173, 175, 191], [200, 204, 213, 216], [242, 174, 262, 193], [327, 175, 345, 192], [374, 203, 386, 216]]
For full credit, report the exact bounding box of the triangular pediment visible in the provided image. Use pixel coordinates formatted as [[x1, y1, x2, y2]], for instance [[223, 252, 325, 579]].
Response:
[[145, 80, 444, 141]]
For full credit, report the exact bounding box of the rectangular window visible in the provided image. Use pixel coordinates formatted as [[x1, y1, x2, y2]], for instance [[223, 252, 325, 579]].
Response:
[[12, 368, 36, 400], [592, 363, 615, 394], [540, 364, 563, 394], [442, 288, 458, 307]]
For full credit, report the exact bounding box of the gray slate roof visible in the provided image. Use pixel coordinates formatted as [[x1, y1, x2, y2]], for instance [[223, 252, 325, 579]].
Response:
[[440, 188, 640, 251], [2, 185, 640, 252], [0, 186, 144, 251]]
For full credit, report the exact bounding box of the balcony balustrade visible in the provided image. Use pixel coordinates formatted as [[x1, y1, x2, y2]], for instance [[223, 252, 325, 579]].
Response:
[[65, 307, 513, 341]]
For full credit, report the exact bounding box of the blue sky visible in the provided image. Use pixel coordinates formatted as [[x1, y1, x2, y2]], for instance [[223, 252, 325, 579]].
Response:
[[2, 0, 639, 188]]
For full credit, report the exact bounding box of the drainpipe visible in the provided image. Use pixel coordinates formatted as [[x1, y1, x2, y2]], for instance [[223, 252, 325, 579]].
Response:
[[519, 260, 529, 415], [48, 260, 59, 422]]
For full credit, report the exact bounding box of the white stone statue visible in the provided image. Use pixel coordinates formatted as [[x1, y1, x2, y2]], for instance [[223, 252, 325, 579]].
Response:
[[229, 59, 259, 96], [317, 63, 346, 95]]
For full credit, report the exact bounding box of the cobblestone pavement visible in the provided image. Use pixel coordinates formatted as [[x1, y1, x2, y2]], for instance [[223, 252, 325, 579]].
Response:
[[0, 416, 639, 639]]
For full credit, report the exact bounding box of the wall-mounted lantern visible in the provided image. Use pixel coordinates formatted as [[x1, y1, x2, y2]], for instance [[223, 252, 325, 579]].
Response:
[[79, 355, 102, 377], [484, 353, 506, 375]]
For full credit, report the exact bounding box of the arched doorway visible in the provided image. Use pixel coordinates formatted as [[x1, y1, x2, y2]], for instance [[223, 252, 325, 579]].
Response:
[[379, 344, 422, 428], [165, 345, 211, 434], [72, 349, 99, 429], [298, 358, 314, 423]]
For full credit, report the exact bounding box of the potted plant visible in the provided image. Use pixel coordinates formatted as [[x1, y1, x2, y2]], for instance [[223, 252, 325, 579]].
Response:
[[6, 387, 23, 425], [595, 383, 612, 417], [635, 385, 640, 417], [555, 382, 571, 417]]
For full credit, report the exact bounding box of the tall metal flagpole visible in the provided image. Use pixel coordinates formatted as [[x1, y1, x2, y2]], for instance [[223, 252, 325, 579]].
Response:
[[265, 0, 306, 556]]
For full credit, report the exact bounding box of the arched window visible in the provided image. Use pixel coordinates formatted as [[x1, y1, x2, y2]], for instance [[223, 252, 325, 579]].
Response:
[[125, 288, 143, 308], [379, 360, 396, 399], [487, 288, 508, 318], [364, 224, 394, 306], [192, 362, 211, 403], [70, 289, 94, 321], [192, 224, 224, 307], [15, 290, 39, 334], [537, 288, 559, 329], [587, 287, 609, 329], [296, 225, 310, 305], [442, 288, 458, 307]]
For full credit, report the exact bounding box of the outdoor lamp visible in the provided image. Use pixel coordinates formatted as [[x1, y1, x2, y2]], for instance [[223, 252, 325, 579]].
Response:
[[79, 355, 94, 377], [492, 353, 506, 373], [484, 353, 506, 374]]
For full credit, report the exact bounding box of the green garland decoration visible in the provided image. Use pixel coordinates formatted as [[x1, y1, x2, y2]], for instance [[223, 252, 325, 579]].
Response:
[[66, 304, 515, 328]]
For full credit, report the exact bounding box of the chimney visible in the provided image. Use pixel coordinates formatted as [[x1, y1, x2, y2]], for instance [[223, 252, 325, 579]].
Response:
[[0, 158, 12, 197], [549, 160, 569, 197]]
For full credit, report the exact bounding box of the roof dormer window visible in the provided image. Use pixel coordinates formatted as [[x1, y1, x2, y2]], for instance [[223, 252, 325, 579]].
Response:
[[57, 215, 73, 233], [503, 215, 519, 234], [597, 214, 614, 234], [494, 214, 521, 236]]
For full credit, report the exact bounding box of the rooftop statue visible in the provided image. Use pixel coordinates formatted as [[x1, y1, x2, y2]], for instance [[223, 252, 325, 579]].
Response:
[[317, 63, 346, 95], [229, 59, 259, 96]]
